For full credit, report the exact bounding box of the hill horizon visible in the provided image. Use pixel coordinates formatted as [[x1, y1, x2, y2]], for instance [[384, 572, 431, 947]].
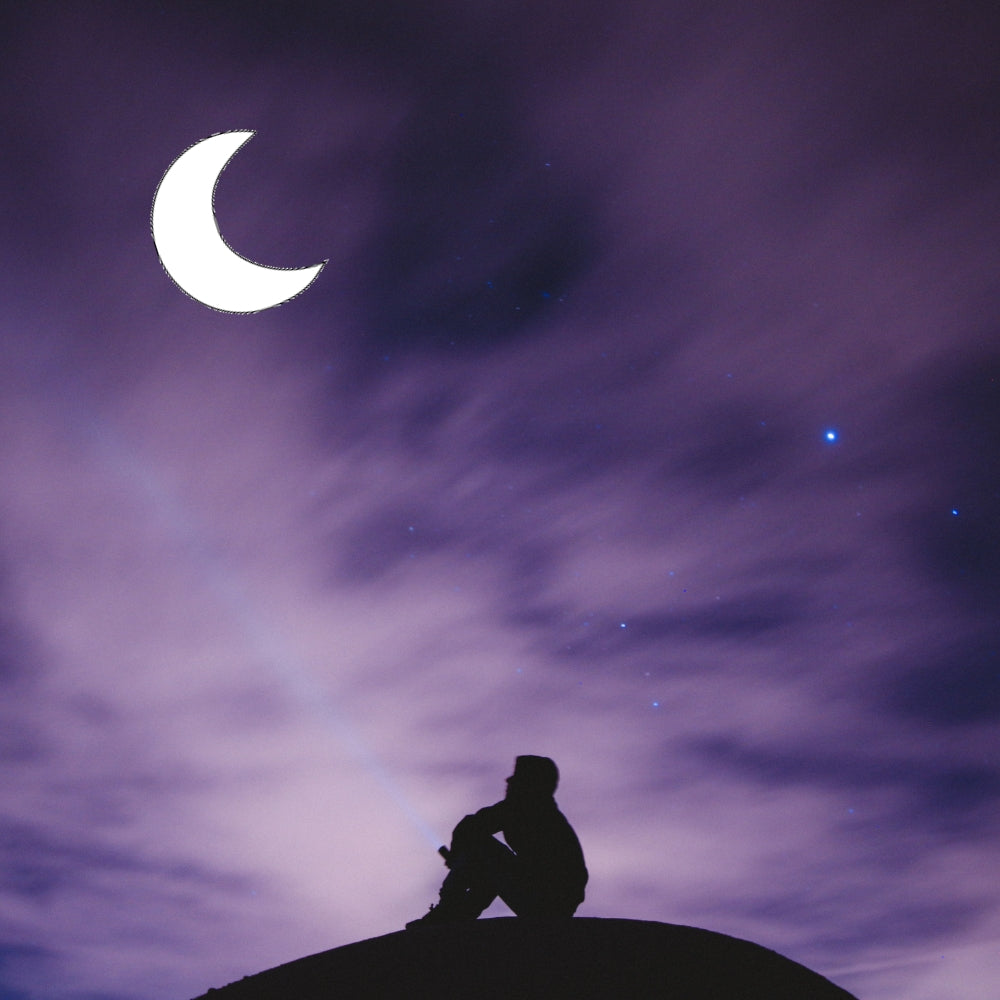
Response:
[[190, 917, 860, 999]]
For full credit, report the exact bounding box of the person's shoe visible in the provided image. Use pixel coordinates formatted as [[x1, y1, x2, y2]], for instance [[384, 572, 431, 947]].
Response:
[[406, 902, 459, 929], [405, 890, 484, 929]]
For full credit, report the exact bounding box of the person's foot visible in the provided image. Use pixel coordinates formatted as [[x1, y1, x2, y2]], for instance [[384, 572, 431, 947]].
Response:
[[405, 890, 484, 929], [405, 902, 462, 929], [405, 904, 440, 929]]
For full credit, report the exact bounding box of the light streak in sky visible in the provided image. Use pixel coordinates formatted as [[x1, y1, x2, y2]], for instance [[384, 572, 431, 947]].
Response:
[[81, 403, 444, 850]]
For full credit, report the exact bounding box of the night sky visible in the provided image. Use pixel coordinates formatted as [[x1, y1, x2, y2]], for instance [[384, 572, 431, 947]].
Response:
[[2, 3, 999, 999]]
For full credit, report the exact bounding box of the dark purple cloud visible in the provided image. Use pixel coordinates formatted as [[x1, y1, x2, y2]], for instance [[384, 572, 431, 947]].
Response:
[[1, 3, 998, 999]]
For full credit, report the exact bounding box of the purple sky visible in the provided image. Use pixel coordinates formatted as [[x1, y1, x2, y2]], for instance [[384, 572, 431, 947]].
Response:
[[2, 3, 998, 998]]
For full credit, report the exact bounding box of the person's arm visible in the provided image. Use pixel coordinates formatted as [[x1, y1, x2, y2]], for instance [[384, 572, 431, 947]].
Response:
[[450, 800, 506, 846]]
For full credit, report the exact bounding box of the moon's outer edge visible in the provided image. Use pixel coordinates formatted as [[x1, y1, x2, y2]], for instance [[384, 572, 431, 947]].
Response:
[[150, 130, 327, 314]]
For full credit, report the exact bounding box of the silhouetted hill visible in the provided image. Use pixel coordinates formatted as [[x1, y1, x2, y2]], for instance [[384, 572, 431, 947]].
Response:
[[190, 917, 859, 999]]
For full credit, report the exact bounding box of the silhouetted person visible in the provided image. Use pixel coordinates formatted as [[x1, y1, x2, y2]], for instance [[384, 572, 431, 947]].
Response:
[[408, 755, 588, 926]]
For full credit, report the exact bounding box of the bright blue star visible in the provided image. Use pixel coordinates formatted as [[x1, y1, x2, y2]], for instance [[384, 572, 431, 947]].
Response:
[[824, 429, 839, 443]]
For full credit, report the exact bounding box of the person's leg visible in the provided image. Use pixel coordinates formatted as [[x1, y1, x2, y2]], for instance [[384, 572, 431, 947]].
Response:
[[411, 835, 516, 924]]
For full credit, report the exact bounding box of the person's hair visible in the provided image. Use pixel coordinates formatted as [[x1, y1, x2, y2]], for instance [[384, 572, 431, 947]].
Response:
[[513, 755, 559, 796]]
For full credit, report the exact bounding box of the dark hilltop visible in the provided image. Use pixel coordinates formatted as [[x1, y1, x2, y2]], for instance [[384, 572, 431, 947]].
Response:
[[190, 917, 859, 999]]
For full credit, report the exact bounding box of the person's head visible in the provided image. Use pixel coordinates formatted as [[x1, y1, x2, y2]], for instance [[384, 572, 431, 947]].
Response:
[[505, 755, 559, 800]]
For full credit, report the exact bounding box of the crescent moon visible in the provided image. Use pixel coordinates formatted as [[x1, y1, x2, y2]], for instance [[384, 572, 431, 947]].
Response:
[[151, 131, 326, 314]]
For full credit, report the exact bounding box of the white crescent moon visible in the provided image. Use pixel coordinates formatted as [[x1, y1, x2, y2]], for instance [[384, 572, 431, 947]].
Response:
[[151, 131, 326, 314]]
